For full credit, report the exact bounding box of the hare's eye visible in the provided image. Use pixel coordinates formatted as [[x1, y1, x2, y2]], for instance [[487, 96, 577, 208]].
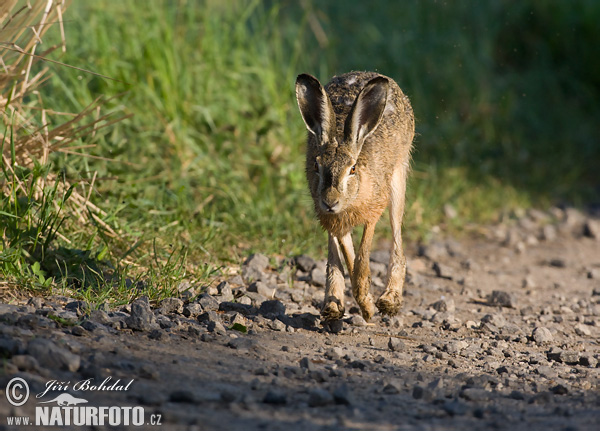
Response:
[[350, 165, 356, 175], [314, 161, 319, 172]]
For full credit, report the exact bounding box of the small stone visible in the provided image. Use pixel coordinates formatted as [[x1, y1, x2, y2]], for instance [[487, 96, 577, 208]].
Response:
[[347, 315, 367, 327], [579, 355, 598, 367], [522, 276, 537, 288], [584, 219, 600, 239], [197, 293, 220, 311], [159, 297, 184, 314], [324, 347, 343, 361], [27, 297, 43, 309], [71, 326, 86, 336], [207, 320, 227, 335], [532, 326, 553, 344], [487, 290, 516, 308], [550, 384, 569, 395], [12, 354, 39, 371], [548, 258, 567, 268], [182, 303, 203, 318], [382, 380, 402, 394], [442, 399, 469, 416], [263, 390, 287, 405], [388, 337, 406, 352], [444, 340, 468, 355], [242, 253, 270, 282], [247, 281, 276, 298], [481, 313, 507, 328], [430, 298, 455, 313], [308, 388, 334, 407], [219, 302, 257, 316], [460, 387, 492, 401], [126, 297, 157, 331], [574, 323, 591, 336], [27, 339, 80, 372], [148, 329, 165, 340], [258, 300, 286, 318], [295, 255, 317, 272], [65, 300, 89, 315], [432, 262, 453, 279], [559, 351, 580, 365], [169, 390, 196, 403], [324, 319, 344, 333], [216, 281, 235, 302], [412, 385, 433, 400], [197, 310, 220, 324], [299, 357, 315, 371], [89, 309, 112, 325], [310, 266, 327, 287], [332, 384, 353, 405], [267, 319, 286, 331]]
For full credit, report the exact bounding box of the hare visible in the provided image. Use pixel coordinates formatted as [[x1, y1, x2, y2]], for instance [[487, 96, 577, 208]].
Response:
[[295, 71, 414, 322]]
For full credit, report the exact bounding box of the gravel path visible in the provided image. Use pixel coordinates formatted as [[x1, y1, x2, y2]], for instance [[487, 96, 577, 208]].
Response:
[[1, 208, 599, 430]]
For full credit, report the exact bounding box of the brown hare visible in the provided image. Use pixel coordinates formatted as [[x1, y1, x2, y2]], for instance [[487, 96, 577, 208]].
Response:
[[295, 71, 414, 322]]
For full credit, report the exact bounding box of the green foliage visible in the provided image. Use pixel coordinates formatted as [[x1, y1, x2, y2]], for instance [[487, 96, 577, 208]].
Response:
[[8, 0, 596, 300]]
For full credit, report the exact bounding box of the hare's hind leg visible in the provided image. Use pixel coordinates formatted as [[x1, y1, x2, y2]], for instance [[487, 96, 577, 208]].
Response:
[[376, 162, 408, 315], [321, 233, 346, 320]]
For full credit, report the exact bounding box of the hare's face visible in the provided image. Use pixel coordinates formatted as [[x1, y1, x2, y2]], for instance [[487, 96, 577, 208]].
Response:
[[311, 146, 359, 214], [296, 73, 389, 216]]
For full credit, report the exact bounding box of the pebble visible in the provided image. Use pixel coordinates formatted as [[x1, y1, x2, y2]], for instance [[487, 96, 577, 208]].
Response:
[[258, 300, 286, 318], [126, 297, 158, 331], [388, 337, 406, 352], [295, 255, 317, 272], [574, 323, 591, 336], [430, 298, 455, 313], [332, 384, 353, 405], [432, 262, 454, 279], [310, 266, 327, 287], [308, 388, 334, 407], [532, 326, 553, 344], [481, 313, 507, 328], [263, 390, 287, 405], [182, 303, 203, 318], [584, 219, 600, 239], [159, 297, 183, 314], [347, 315, 367, 327], [487, 290, 516, 308], [197, 293, 220, 311], [219, 302, 257, 316], [216, 281, 235, 302], [242, 254, 270, 282], [248, 281, 276, 299], [27, 338, 80, 372], [299, 357, 316, 371]]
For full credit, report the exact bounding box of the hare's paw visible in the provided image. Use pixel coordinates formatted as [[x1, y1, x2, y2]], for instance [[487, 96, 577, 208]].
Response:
[[357, 294, 376, 322], [321, 297, 345, 321], [376, 290, 403, 316]]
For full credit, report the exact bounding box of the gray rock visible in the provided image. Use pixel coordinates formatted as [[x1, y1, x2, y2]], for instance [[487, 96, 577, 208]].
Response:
[[388, 337, 406, 352], [159, 297, 183, 314], [65, 300, 89, 315], [198, 310, 220, 324], [532, 326, 553, 344], [412, 385, 433, 400], [487, 290, 516, 308], [258, 300, 286, 318], [12, 354, 39, 371], [308, 388, 334, 407], [182, 303, 203, 318], [324, 319, 344, 333], [370, 250, 390, 264], [481, 313, 507, 328], [295, 255, 317, 272], [248, 281, 275, 299], [242, 254, 270, 282], [27, 297, 43, 309], [207, 320, 227, 335], [443, 400, 469, 416], [460, 387, 492, 401], [27, 339, 80, 372], [584, 219, 600, 240], [444, 340, 468, 355], [547, 350, 579, 365], [216, 281, 235, 302], [263, 390, 287, 405], [324, 347, 343, 361], [169, 390, 196, 403], [579, 354, 598, 367], [382, 380, 402, 394], [550, 384, 569, 395], [197, 293, 220, 311], [574, 323, 591, 336], [548, 258, 567, 268], [126, 297, 157, 331], [432, 262, 453, 279], [347, 315, 367, 327], [540, 224, 557, 241], [332, 384, 353, 405], [219, 302, 257, 316], [430, 298, 455, 313], [267, 319, 286, 331], [89, 309, 112, 325], [81, 320, 106, 333], [310, 266, 327, 287], [299, 357, 315, 371]]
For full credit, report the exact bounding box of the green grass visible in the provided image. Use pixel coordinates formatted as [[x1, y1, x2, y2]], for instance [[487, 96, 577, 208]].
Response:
[[2, 0, 599, 302]]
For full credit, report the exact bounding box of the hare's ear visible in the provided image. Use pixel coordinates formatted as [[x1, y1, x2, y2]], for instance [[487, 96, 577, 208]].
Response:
[[344, 76, 389, 155], [296, 74, 335, 144]]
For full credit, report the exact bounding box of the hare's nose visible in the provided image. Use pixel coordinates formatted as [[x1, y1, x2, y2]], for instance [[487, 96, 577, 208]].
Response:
[[321, 199, 339, 213]]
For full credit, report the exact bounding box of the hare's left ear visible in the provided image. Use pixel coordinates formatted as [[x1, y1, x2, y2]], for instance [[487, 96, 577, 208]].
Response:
[[296, 74, 336, 145], [344, 76, 389, 155]]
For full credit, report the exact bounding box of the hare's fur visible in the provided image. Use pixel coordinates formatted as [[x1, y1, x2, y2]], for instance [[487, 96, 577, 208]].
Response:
[[296, 71, 414, 321]]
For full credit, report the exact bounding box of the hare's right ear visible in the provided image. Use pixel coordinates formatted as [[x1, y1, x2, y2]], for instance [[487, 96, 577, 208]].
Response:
[[295, 74, 335, 144]]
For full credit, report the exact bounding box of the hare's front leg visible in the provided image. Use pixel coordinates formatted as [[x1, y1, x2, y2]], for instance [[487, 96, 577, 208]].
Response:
[[353, 222, 376, 321], [321, 233, 345, 320], [377, 163, 408, 315]]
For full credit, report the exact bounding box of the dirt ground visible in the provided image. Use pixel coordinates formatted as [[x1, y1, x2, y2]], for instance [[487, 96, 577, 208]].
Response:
[[1, 208, 599, 431]]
